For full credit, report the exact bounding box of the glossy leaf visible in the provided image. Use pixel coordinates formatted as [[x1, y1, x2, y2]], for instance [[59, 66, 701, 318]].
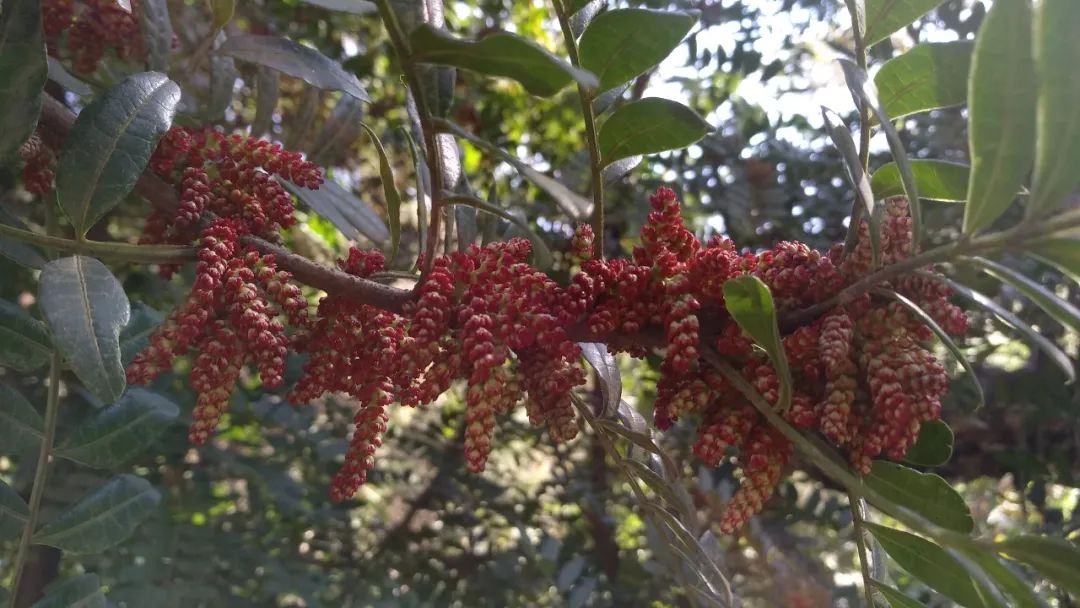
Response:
[[119, 303, 163, 366], [298, 0, 377, 14], [31, 574, 106, 608], [578, 9, 696, 94], [0, 479, 29, 541], [360, 124, 403, 261], [283, 178, 390, 245], [970, 257, 1080, 333], [864, 0, 946, 46], [865, 523, 987, 608], [578, 342, 620, 418], [0, 299, 51, 373], [996, 536, 1080, 597], [722, 275, 792, 411], [39, 256, 131, 404], [597, 98, 710, 167], [1026, 238, 1080, 284], [1029, 0, 1080, 218], [875, 42, 972, 120], [410, 24, 597, 97], [0, 0, 48, 163], [903, 419, 954, 467], [55, 72, 180, 236], [57, 389, 179, 468], [943, 277, 1075, 384], [0, 384, 43, 452], [872, 160, 969, 202], [137, 0, 173, 71], [962, 0, 1036, 234], [962, 550, 1047, 608], [217, 34, 369, 102], [867, 461, 974, 533], [33, 474, 161, 553], [873, 583, 929, 608]]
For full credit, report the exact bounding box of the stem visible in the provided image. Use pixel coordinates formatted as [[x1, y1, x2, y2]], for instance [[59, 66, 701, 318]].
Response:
[[850, 493, 879, 607], [553, 0, 605, 258], [8, 351, 63, 608], [0, 223, 196, 264]]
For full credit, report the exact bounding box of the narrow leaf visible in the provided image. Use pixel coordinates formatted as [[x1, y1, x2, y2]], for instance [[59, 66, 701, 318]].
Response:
[[206, 52, 238, 122], [46, 56, 92, 96], [0, 208, 47, 269], [0, 0, 47, 163], [970, 256, 1080, 333], [55, 72, 180, 236], [410, 25, 597, 97], [597, 98, 711, 167], [0, 299, 51, 372], [138, 0, 173, 72], [864, 0, 946, 46], [903, 419, 953, 467], [217, 34, 369, 102], [962, 550, 1047, 608], [1026, 238, 1080, 284], [39, 256, 131, 404], [866, 461, 974, 533], [444, 196, 553, 270], [298, 0, 377, 14], [996, 536, 1080, 598], [0, 384, 43, 452], [865, 523, 987, 608], [962, 0, 1036, 234], [578, 9, 696, 94], [119, 303, 163, 366], [33, 474, 161, 553], [283, 178, 390, 245], [822, 107, 878, 261], [873, 583, 929, 608], [360, 124, 403, 261], [872, 160, 969, 202], [578, 342, 620, 418], [722, 275, 792, 411], [875, 42, 972, 120], [251, 66, 280, 138], [57, 389, 179, 468], [0, 479, 29, 541], [556, 556, 586, 592], [31, 574, 106, 608]]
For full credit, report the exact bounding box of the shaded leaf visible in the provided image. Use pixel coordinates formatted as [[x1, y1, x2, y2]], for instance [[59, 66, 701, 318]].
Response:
[[578, 342, 620, 418], [822, 107, 877, 261], [206, 51, 238, 122], [866, 461, 974, 533], [55, 72, 180, 236], [0, 384, 43, 452], [57, 389, 179, 468], [962, 0, 1036, 234], [119, 303, 163, 366], [578, 9, 696, 94], [138, 0, 173, 71], [556, 556, 586, 592], [444, 196, 553, 270], [0, 479, 29, 541], [251, 67, 280, 138], [568, 576, 598, 608], [1026, 238, 1080, 284], [360, 124, 403, 261], [903, 419, 953, 467], [33, 475, 161, 553], [217, 35, 369, 102], [723, 275, 792, 410], [298, 0, 377, 14], [962, 550, 1047, 608], [873, 582, 929, 608], [283, 177, 390, 245], [0, 299, 51, 372], [39, 256, 131, 404], [865, 523, 987, 608], [996, 536, 1080, 598], [598, 98, 710, 167], [410, 24, 597, 97], [0, 207, 48, 269], [31, 574, 106, 608], [0, 0, 47, 163], [47, 56, 92, 96], [864, 0, 947, 46], [875, 42, 972, 120], [872, 160, 969, 202], [970, 256, 1080, 333]]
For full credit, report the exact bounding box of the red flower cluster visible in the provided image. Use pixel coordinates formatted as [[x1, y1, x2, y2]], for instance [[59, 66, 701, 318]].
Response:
[[43, 0, 143, 74], [129, 128, 322, 444], [18, 133, 57, 195]]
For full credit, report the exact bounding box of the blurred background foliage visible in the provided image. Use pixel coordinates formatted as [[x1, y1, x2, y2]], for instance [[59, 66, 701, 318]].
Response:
[[1, 0, 1077, 606]]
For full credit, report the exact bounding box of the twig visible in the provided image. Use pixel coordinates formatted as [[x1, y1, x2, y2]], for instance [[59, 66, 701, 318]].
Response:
[[849, 493, 879, 607]]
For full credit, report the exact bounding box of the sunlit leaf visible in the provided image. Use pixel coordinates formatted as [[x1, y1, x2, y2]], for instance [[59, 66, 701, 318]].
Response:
[[598, 98, 710, 167], [903, 419, 953, 467], [578, 9, 696, 94], [33, 475, 161, 553], [962, 549, 1047, 608], [866, 462, 974, 533], [864, 0, 947, 46], [970, 257, 1080, 333], [875, 42, 972, 120], [360, 124, 403, 261], [865, 523, 987, 608], [0, 0, 47, 163], [872, 160, 969, 202], [217, 34, 369, 102], [996, 536, 1080, 598], [1026, 238, 1080, 284], [723, 275, 792, 410], [873, 582, 929, 608]]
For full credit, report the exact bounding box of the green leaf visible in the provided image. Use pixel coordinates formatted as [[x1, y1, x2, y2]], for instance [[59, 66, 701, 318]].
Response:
[[903, 419, 953, 467], [962, 0, 1036, 235], [55, 72, 180, 236], [970, 256, 1080, 333], [578, 342, 620, 418], [578, 9, 696, 94], [943, 277, 1075, 384], [216, 34, 369, 102], [1026, 238, 1080, 284], [597, 98, 710, 167], [443, 196, 553, 270], [0, 384, 43, 453], [871, 160, 969, 202], [251, 66, 279, 138], [57, 389, 179, 468], [410, 24, 598, 97], [880, 288, 984, 410], [119, 303, 164, 366], [962, 550, 1047, 608], [0, 0, 47, 163], [31, 574, 106, 608], [996, 536, 1080, 598], [360, 124, 403, 261], [137, 0, 173, 72], [866, 461, 974, 533], [865, 523, 987, 608], [0, 208, 48, 269], [864, 0, 947, 46], [208, 0, 235, 29], [0, 479, 29, 541], [299, 0, 377, 14], [0, 299, 52, 373], [875, 42, 972, 120], [873, 582, 929, 608], [1029, 0, 1080, 218], [822, 107, 877, 262], [33, 474, 161, 554], [722, 275, 792, 411], [39, 256, 131, 404], [283, 178, 390, 246], [565, 0, 596, 16]]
